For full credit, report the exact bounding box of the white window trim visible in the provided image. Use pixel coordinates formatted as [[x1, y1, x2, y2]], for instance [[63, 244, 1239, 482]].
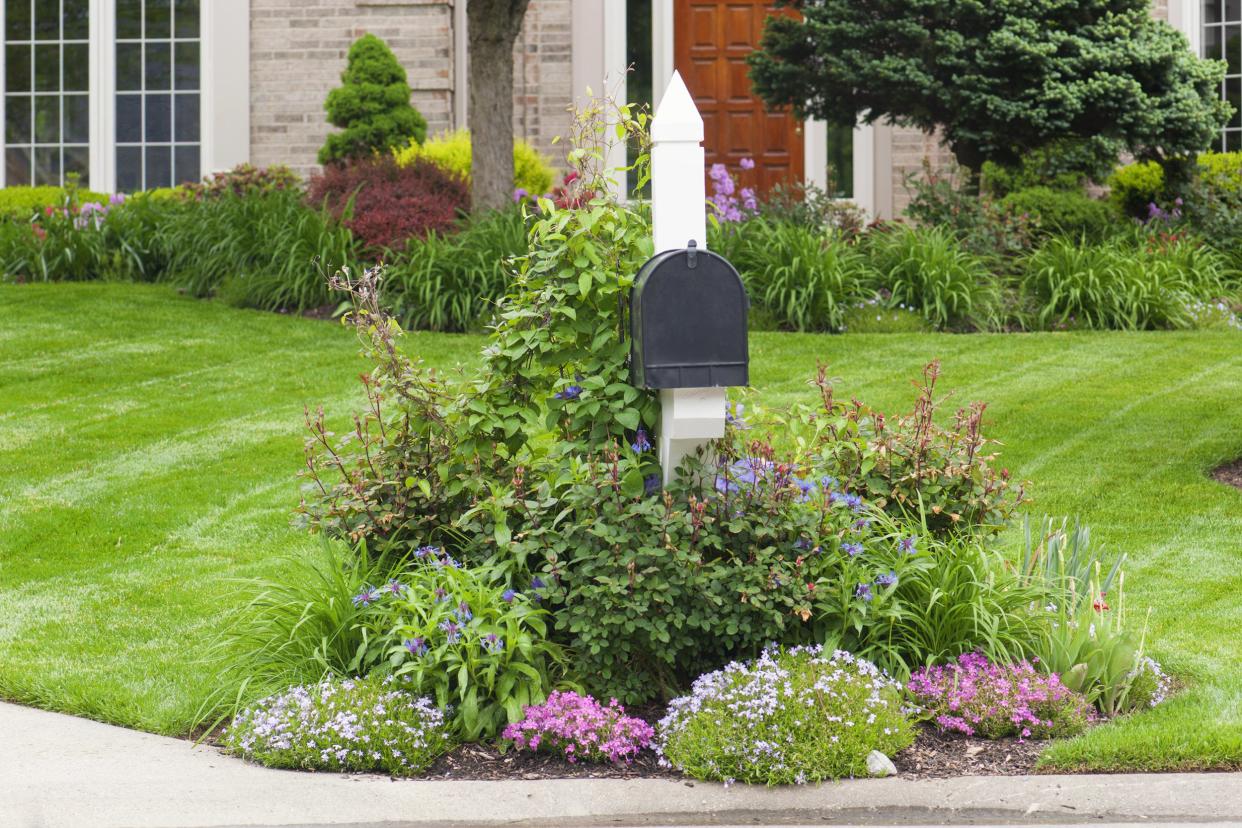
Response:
[[1169, 0, 1202, 54], [0, 0, 249, 190]]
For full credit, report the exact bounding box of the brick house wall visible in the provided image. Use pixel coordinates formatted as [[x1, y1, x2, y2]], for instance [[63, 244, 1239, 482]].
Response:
[[248, 0, 569, 178]]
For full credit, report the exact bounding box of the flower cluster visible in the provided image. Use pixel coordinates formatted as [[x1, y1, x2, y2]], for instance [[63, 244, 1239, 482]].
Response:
[[709, 158, 758, 222], [1183, 298, 1242, 331], [907, 652, 1094, 741], [656, 646, 913, 785], [223, 674, 450, 775], [1126, 656, 1173, 709], [503, 691, 654, 765]]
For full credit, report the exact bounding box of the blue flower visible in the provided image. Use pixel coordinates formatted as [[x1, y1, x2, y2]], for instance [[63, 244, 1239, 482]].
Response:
[[501, 589, 518, 603], [453, 601, 473, 624], [531, 576, 546, 591], [481, 633, 505, 654], [403, 637, 428, 657], [855, 583, 873, 602], [900, 536, 918, 555], [631, 428, 652, 453], [851, 518, 870, 533], [434, 588, 449, 603], [875, 570, 898, 588], [644, 474, 661, 496], [553, 384, 583, 401], [842, 542, 863, 558], [793, 538, 810, 551], [384, 579, 405, 596], [439, 619, 462, 643], [725, 402, 748, 429], [414, 545, 438, 559], [352, 587, 379, 607]]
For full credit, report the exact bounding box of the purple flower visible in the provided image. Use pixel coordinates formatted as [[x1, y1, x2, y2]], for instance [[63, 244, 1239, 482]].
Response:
[[403, 637, 428, 657], [725, 402, 748, 429], [842, 542, 863, 557], [875, 570, 898, 588], [644, 474, 661, 496], [553, 384, 583, 401], [739, 157, 755, 170], [503, 691, 653, 765], [630, 428, 652, 453], [512, 187, 529, 203], [899, 537, 918, 555], [439, 620, 461, 643], [855, 583, 873, 602], [434, 587, 448, 603], [501, 589, 518, 603], [454, 601, 473, 623], [352, 587, 379, 608], [414, 545, 438, 559], [109, 192, 127, 206], [385, 579, 405, 596], [481, 633, 505, 654], [531, 576, 546, 591]]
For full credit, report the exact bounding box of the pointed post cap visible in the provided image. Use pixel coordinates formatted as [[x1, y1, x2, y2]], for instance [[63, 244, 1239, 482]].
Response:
[[652, 71, 704, 143]]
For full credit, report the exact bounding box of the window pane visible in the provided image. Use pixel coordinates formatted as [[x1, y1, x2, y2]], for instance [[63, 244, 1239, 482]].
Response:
[[63, 144, 88, 184], [63, 0, 88, 39], [63, 93, 87, 142], [116, 42, 142, 90], [33, 93, 57, 142], [1207, 1, 1222, 25], [826, 123, 854, 199], [116, 145, 141, 190], [116, 93, 141, 142], [6, 95, 31, 143], [33, 43, 57, 91], [63, 43, 88, 91], [145, 92, 170, 141], [174, 144, 198, 184], [1230, 78, 1242, 127], [145, 145, 171, 187], [174, 92, 198, 141], [6, 146, 31, 184], [1228, 130, 1242, 151], [7, 0, 32, 41], [117, 0, 142, 39], [1229, 26, 1242, 75], [145, 41, 171, 89], [1207, 25, 1224, 60], [174, 41, 199, 90], [33, 0, 57, 40], [174, 0, 199, 39], [146, 0, 171, 39], [1228, 0, 1241, 20], [6, 44, 30, 91], [34, 145, 59, 184]]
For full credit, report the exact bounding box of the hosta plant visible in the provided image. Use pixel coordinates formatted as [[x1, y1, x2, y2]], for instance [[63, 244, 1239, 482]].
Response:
[[223, 674, 450, 775], [907, 652, 1094, 741], [656, 647, 913, 785], [503, 690, 654, 765]]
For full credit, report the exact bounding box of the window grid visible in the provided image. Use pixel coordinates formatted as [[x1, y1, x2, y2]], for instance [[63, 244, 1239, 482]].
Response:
[[4, 0, 91, 186], [1204, 1, 1242, 151], [114, 0, 199, 191]]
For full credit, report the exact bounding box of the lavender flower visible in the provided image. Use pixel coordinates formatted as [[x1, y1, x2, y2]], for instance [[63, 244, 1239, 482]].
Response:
[[842, 542, 863, 558], [453, 601, 473, 624], [385, 579, 405, 596], [630, 428, 652, 453], [899, 536, 918, 555], [553, 385, 583, 401], [501, 589, 518, 603], [414, 545, 438, 559], [403, 637, 429, 657], [433, 587, 448, 603], [875, 570, 898, 588], [352, 587, 379, 608], [855, 583, 873, 602], [439, 619, 462, 644], [481, 632, 505, 654]]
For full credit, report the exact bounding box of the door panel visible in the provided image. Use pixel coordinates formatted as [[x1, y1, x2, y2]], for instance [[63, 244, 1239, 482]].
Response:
[[674, 0, 803, 193]]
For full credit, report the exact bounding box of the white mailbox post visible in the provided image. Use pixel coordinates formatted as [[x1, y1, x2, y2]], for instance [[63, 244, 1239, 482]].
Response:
[[649, 72, 728, 484]]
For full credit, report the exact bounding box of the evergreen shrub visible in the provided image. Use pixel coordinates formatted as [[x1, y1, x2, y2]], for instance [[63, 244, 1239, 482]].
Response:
[[319, 34, 427, 165]]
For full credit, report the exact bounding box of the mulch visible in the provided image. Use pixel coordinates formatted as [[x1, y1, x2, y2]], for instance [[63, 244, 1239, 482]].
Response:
[[418, 723, 1045, 781], [1213, 457, 1242, 492]]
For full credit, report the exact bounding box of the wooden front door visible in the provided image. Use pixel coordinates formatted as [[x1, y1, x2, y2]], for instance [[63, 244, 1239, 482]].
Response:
[[674, 0, 804, 193]]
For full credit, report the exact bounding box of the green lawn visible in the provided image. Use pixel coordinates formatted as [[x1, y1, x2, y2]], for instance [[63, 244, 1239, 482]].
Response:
[[2, 283, 1240, 771]]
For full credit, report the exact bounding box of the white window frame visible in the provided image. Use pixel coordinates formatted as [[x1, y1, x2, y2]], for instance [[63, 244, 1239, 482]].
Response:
[[0, 0, 249, 190]]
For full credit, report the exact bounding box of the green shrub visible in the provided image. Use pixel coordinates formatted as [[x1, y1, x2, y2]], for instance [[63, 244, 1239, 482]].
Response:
[[182, 163, 301, 199], [0, 185, 109, 218], [357, 546, 568, 740], [841, 298, 932, 334], [222, 674, 450, 775], [1108, 161, 1166, 219], [394, 129, 556, 196], [656, 648, 914, 784], [711, 219, 875, 332], [903, 163, 1034, 258], [865, 225, 998, 329], [1020, 233, 1232, 330], [319, 34, 427, 165], [384, 208, 526, 332], [1197, 151, 1242, 200], [980, 138, 1120, 199], [999, 187, 1119, 242], [757, 181, 868, 237]]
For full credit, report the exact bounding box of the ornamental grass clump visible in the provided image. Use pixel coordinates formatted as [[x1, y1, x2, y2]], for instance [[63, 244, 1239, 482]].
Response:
[[656, 647, 913, 785], [223, 674, 450, 775], [503, 690, 654, 764], [907, 652, 1094, 741]]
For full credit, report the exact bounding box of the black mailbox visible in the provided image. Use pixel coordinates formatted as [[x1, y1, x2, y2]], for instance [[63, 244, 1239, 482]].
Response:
[[629, 240, 749, 389]]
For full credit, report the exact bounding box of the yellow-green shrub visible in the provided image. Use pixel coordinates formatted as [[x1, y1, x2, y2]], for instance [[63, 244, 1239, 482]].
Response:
[[394, 129, 555, 196], [0, 185, 109, 218], [1197, 151, 1242, 200], [1107, 160, 1164, 218]]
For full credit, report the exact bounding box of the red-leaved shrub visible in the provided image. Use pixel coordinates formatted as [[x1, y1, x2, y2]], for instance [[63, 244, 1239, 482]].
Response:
[[308, 156, 468, 252]]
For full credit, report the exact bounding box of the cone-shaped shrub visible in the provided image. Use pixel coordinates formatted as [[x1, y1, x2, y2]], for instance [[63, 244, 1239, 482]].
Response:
[[319, 34, 427, 165]]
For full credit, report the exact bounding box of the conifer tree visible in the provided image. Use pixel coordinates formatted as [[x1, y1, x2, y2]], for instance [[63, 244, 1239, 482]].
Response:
[[319, 34, 428, 166]]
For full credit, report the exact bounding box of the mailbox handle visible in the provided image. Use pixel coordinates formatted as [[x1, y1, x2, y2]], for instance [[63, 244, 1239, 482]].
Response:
[[686, 239, 698, 269]]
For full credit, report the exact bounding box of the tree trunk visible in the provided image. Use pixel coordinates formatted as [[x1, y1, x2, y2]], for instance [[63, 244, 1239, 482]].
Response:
[[467, 0, 531, 212]]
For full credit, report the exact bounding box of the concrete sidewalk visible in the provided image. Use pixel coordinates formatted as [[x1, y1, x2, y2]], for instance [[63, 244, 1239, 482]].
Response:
[[2, 701, 1240, 828]]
